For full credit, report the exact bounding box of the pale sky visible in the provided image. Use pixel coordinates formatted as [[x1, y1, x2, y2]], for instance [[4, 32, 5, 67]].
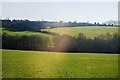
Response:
[[1, 0, 119, 2], [1, 1, 118, 23]]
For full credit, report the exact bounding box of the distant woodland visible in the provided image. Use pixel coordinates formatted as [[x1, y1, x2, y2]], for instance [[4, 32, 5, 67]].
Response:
[[1, 19, 114, 31]]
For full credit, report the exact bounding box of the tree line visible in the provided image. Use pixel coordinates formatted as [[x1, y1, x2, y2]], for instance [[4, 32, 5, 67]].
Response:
[[2, 32, 119, 53], [1, 19, 114, 31]]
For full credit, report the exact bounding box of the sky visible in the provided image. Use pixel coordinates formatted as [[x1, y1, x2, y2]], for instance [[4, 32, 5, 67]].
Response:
[[1, 1, 118, 23], [1, 0, 120, 2]]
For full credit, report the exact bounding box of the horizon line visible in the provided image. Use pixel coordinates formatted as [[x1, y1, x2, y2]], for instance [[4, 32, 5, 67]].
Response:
[[1, 18, 118, 23]]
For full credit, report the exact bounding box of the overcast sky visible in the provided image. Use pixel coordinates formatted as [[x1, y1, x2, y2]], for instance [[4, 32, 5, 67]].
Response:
[[1, 2, 118, 23]]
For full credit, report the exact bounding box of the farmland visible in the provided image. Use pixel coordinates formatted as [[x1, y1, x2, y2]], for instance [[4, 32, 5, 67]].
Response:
[[2, 26, 119, 78], [1, 29, 52, 38], [1, 2, 119, 78], [2, 49, 118, 78], [1, 26, 119, 39], [43, 26, 119, 38]]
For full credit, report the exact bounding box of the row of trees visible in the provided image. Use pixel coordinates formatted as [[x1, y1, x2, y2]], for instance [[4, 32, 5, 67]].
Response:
[[2, 19, 113, 31], [2, 32, 119, 53]]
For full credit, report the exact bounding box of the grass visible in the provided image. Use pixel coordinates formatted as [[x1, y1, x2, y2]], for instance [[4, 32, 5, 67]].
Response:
[[1, 29, 53, 40], [1, 27, 118, 39], [1, 27, 119, 78], [43, 26, 118, 38], [2, 29, 51, 36], [2, 49, 118, 78]]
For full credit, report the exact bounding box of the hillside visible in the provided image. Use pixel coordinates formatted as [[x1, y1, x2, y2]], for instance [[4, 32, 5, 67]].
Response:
[[43, 26, 118, 38]]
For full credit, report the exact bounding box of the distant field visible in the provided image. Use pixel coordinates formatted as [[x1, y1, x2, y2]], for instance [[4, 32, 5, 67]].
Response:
[[43, 26, 118, 38], [2, 49, 118, 78], [1, 29, 52, 37], [1, 27, 119, 39]]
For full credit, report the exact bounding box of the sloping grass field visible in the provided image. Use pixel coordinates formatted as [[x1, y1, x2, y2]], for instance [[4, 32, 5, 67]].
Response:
[[44, 26, 118, 38], [2, 29, 52, 38], [2, 49, 118, 78], [1, 27, 119, 39]]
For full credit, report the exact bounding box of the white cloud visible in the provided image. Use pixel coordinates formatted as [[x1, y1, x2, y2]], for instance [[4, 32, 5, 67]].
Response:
[[79, 16, 84, 18]]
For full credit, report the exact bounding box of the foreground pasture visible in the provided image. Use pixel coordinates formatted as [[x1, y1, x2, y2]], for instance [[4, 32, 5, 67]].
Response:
[[2, 49, 118, 78]]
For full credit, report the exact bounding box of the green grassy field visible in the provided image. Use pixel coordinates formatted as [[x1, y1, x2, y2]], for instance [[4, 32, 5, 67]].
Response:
[[1, 27, 119, 39], [44, 26, 118, 38], [2, 49, 118, 78], [1, 29, 52, 38]]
